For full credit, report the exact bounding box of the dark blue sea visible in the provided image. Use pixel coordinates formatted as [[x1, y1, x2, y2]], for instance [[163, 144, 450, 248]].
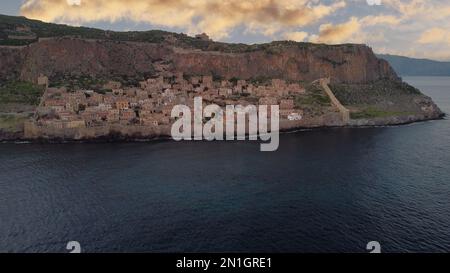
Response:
[[1, 76, 449, 253]]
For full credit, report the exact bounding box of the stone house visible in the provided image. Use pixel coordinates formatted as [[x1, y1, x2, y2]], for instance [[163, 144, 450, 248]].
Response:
[[181, 82, 193, 92], [139, 81, 148, 89], [202, 76, 213, 88], [115, 99, 130, 110], [219, 88, 232, 97], [272, 79, 286, 89], [57, 111, 76, 121], [162, 104, 175, 116], [107, 109, 120, 122], [64, 102, 75, 112], [104, 81, 122, 90], [16, 25, 31, 32], [233, 85, 243, 94], [120, 109, 136, 121], [141, 102, 157, 112], [280, 99, 295, 110], [140, 117, 159, 126], [237, 80, 247, 87], [45, 98, 65, 107], [103, 94, 116, 105], [98, 103, 112, 111], [175, 72, 184, 83], [129, 98, 139, 108], [280, 109, 296, 118], [255, 86, 268, 97], [81, 107, 105, 122], [246, 84, 254, 94], [195, 33, 211, 41], [37, 75, 49, 88], [50, 105, 66, 113], [139, 110, 154, 118], [125, 88, 137, 97], [87, 94, 102, 106], [65, 120, 86, 129], [194, 86, 205, 93], [276, 88, 289, 97], [191, 77, 200, 85], [259, 97, 278, 105], [46, 87, 63, 96], [112, 89, 124, 96], [154, 114, 170, 125], [64, 91, 86, 105], [221, 80, 230, 88], [288, 83, 305, 94], [44, 120, 64, 129]]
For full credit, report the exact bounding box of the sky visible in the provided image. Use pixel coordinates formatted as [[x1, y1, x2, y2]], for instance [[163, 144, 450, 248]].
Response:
[[1, 0, 450, 61]]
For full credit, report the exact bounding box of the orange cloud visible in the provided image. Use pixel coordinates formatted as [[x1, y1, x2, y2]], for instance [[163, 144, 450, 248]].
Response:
[[311, 17, 361, 44], [360, 15, 401, 26], [418, 28, 450, 45], [283, 31, 309, 42], [20, 0, 346, 40]]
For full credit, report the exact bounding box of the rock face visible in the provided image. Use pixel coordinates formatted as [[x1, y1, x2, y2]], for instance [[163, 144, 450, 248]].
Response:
[[172, 45, 399, 84], [0, 38, 399, 84], [0, 46, 24, 82], [12, 39, 171, 82]]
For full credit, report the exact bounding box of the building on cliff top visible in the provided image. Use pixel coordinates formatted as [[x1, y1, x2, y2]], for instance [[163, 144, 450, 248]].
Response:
[[195, 33, 212, 41], [37, 75, 49, 88]]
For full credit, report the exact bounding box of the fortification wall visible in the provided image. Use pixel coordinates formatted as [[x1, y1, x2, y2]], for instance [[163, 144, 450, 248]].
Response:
[[319, 78, 350, 125]]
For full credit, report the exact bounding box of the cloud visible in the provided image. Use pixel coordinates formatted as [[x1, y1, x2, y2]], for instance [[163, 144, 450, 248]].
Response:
[[20, 0, 346, 40], [383, 0, 450, 20], [66, 0, 81, 6], [17, 0, 450, 60], [418, 28, 450, 45], [359, 15, 401, 26], [310, 17, 361, 44], [283, 31, 309, 42]]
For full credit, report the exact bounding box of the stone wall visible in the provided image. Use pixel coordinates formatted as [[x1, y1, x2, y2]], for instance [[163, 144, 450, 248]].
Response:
[[319, 78, 350, 125], [24, 121, 172, 140]]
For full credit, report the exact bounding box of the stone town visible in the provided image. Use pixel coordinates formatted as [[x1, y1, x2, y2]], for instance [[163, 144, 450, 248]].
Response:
[[32, 73, 306, 131]]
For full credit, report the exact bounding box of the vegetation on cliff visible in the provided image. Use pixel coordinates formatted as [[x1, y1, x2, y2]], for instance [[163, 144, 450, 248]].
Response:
[[0, 81, 44, 106], [0, 81, 43, 137], [0, 113, 29, 133], [0, 14, 361, 53], [330, 80, 422, 106], [293, 84, 332, 117], [349, 107, 414, 119], [330, 80, 442, 119]]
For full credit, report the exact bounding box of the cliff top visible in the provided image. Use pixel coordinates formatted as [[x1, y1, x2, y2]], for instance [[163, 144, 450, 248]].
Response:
[[0, 14, 368, 53]]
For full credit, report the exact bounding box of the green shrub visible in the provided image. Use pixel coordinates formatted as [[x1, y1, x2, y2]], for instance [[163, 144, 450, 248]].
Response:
[[350, 107, 413, 119], [0, 81, 45, 105]]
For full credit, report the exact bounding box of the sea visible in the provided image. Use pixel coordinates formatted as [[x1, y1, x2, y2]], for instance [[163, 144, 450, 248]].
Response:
[[0, 76, 449, 253]]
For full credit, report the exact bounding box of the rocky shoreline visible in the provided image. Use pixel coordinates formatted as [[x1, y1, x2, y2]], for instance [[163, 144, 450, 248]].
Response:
[[1, 112, 445, 143]]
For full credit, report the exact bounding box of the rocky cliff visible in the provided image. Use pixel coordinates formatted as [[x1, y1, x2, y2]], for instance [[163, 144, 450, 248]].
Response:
[[172, 44, 398, 84], [0, 38, 399, 85], [0, 14, 399, 85]]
